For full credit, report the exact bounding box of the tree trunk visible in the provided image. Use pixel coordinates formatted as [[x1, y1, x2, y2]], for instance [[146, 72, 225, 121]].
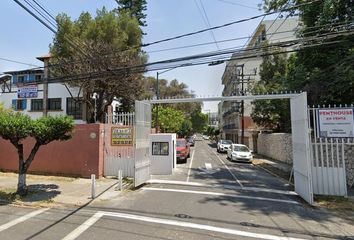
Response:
[[16, 144, 28, 196], [17, 171, 27, 196]]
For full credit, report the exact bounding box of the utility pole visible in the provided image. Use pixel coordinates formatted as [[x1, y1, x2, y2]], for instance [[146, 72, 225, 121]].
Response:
[[156, 72, 159, 133], [240, 64, 245, 145]]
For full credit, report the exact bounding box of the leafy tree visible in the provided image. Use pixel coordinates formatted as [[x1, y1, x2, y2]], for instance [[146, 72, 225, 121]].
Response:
[[191, 111, 208, 133], [50, 8, 146, 122], [154, 107, 185, 133], [0, 102, 4, 112], [251, 46, 291, 132], [263, 0, 354, 105], [115, 0, 147, 27], [178, 119, 193, 137], [0, 112, 74, 196]]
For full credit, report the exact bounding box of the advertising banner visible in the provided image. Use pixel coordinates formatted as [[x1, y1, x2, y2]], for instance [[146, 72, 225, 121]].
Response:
[[318, 108, 354, 138], [17, 84, 38, 98], [111, 126, 133, 146]]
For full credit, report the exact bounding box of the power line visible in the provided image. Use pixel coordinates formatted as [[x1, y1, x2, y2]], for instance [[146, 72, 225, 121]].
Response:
[[142, 0, 321, 48], [198, 0, 220, 50], [0, 57, 41, 67], [216, 0, 259, 10], [30, 30, 353, 85]]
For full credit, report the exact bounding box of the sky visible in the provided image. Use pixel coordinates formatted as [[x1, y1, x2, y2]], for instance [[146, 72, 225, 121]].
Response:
[[0, 0, 270, 112]]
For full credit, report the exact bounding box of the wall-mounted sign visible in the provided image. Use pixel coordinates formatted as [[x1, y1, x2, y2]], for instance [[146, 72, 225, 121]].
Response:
[[318, 108, 354, 138], [111, 127, 133, 146], [17, 84, 38, 98]]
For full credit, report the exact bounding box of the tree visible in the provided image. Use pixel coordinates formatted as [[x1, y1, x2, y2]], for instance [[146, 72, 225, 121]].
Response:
[[155, 107, 185, 133], [0, 112, 74, 196], [178, 119, 193, 137], [251, 46, 291, 132], [50, 8, 147, 122], [263, 0, 354, 105], [190, 111, 208, 133], [115, 0, 147, 27]]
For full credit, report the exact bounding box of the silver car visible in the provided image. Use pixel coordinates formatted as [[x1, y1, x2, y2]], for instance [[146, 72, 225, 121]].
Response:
[[217, 140, 232, 153], [227, 144, 253, 162]]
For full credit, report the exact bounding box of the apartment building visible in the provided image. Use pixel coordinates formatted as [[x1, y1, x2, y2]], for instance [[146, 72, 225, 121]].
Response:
[[219, 18, 299, 149], [0, 55, 85, 123]]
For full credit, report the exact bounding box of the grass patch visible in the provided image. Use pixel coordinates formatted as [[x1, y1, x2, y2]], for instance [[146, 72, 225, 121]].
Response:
[[0, 188, 20, 202], [123, 177, 133, 185], [315, 196, 354, 211], [0, 172, 76, 182]]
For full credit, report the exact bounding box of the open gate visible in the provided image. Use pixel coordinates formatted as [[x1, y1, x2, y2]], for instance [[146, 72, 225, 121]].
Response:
[[134, 100, 152, 187], [290, 93, 313, 204]]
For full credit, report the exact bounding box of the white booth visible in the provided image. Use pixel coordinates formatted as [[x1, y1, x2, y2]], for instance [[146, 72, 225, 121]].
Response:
[[150, 133, 177, 175]]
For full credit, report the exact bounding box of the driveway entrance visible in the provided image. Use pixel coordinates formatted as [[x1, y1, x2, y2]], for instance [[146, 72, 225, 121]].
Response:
[[137, 92, 314, 205]]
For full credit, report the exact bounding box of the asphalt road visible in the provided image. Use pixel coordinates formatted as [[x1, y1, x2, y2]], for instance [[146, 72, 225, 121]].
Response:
[[0, 140, 353, 240]]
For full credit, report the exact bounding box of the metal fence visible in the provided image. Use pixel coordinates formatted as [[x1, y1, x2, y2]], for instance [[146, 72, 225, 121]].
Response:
[[105, 112, 135, 125], [308, 105, 354, 196]]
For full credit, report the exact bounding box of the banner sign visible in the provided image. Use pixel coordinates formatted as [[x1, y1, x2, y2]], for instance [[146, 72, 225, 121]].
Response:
[[111, 127, 133, 146], [17, 84, 38, 98], [318, 108, 354, 138]]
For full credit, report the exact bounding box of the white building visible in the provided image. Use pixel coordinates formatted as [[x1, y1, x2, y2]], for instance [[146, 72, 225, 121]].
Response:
[[0, 55, 85, 123], [219, 18, 299, 148]]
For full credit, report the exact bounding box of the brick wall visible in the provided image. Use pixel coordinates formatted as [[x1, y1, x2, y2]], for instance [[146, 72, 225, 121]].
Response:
[[0, 124, 104, 178]]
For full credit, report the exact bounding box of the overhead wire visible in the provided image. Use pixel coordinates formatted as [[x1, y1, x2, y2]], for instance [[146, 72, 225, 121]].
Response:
[[25, 29, 353, 85], [198, 0, 220, 50]]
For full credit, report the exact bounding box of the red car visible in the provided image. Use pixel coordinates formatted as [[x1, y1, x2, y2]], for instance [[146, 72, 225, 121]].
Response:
[[176, 138, 190, 163]]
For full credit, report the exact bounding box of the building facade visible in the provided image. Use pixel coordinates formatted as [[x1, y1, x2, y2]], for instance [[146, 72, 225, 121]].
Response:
[[219, 19, 299, 149], [0, 55, 85, 123]]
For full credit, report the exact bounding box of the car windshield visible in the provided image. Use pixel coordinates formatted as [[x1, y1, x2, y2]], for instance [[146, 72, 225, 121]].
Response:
[[177, 140, 186, 147], [234, 146, 249, 152], [221, 140, 232, 145]]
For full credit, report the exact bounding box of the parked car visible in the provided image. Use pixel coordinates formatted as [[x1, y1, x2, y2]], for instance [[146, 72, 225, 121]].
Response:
[[202, 135, 210, 140], [217, 140, 232, 153], [176, 138, 190, 163], [227, 144, 253, 162], [187, 136, 195, 147]]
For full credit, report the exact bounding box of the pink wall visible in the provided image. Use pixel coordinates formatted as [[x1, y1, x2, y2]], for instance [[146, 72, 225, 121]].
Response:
[[0, 124, 104, 178]]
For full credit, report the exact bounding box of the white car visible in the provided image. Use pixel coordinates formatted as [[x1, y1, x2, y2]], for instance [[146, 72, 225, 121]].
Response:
[[217, 140, 232, 153], [227, 144, 253, 162]]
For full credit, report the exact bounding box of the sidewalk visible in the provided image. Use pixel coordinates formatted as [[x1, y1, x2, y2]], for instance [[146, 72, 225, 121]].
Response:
[[0, 172, 125, 207]]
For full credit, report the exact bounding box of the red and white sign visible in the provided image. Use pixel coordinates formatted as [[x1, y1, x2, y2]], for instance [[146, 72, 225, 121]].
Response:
[[318, 108, 354, 138]]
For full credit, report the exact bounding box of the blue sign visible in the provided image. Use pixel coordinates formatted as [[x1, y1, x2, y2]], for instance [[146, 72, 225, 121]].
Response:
[[17, 85, 38, 98]]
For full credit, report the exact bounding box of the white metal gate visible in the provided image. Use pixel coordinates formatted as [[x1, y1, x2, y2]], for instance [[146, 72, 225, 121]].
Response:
[[290, 93, 314, 205], [103, 113, 135, 177], [308, 106, 352, 196], [134, 100, 152, 187]]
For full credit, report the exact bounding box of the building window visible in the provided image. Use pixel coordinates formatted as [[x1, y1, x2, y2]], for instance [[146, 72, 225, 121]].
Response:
[[31, 99, 43, 111], [152, 142, 169, 156], [12, 99, 27, 110], [48, 98, 61, 111], [35, 75, 42, 81], [17, 76, 25, 83], [66, 98, 82, 119]]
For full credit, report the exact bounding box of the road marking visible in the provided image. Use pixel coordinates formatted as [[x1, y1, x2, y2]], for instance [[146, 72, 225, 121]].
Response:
[[142, 187, 300, 205], [186, 149, 195, 182], [63, 210, 306, 240], [205, 163, 212, 169], [147, 179, 298, 196], [0, 208, 49, 232], [62, 212, 104, 240], [211, 150, 244, 188]]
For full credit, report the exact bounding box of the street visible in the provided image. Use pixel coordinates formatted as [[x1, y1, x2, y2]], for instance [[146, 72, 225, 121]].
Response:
[[0, 140, 353, 240]]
